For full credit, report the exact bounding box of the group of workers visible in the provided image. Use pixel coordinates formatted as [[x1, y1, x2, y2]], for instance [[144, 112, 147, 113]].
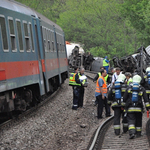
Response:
[[94, 66, 150, 139], [69, 55, 150, 139]]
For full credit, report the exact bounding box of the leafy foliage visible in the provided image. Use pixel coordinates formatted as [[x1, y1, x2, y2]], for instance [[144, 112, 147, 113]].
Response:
[[16, 0, 148, 58]]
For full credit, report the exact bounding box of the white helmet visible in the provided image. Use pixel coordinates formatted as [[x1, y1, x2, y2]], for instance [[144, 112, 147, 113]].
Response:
[[117, 74, 126, 83], [146, 67, 150, 72], [132, 75, 142, 84]]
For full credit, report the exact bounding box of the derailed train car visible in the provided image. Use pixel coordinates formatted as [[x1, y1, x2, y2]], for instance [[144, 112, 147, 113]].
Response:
[[0, 0, 68, 113], [113, 46, 150, 77], [68, 45, 101, 71]]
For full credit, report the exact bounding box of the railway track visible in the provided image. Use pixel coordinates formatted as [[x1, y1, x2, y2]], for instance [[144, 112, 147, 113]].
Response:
[[102, 113, 149, 150], [87, 110, 150, 150], [0, 87, 60, 130], [87, 116, 114, 150]]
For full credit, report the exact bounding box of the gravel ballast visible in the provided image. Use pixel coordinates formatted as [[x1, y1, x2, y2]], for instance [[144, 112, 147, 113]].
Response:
[[0, 78, 109, 150]]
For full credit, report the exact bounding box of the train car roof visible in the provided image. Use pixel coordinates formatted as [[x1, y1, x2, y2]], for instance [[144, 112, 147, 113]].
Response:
[[0, 0, 63, 31]]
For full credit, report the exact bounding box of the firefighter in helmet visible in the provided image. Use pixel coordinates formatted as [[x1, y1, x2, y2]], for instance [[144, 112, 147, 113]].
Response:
[[142, 67, 150, 100], [123, 75, 150, 139], [108, 74, 128, 135]]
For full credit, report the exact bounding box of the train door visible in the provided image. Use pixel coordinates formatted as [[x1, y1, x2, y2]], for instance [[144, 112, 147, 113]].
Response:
[[53, 26, 62, 84], [32, 18, 45, 95]]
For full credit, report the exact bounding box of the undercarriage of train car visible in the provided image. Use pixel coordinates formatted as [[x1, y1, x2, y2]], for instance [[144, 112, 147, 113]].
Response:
[[0, 84, 41, 115]]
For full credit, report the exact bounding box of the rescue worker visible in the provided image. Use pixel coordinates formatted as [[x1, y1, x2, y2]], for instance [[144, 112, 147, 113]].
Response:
[[125, 72, 133, 85], [69, 67, 80, 110], [123, 75, 150, 139], [95, 69, 110, 119], [110, 67, 116, 75], [93, 66, 111, 106], [108, 74, 128, 135], [111, 67, 121, 86], [93, 66, 110, 83], [103, 56, 110, 73], [142, 67, 150, 97], [75, 68, 87, 108]]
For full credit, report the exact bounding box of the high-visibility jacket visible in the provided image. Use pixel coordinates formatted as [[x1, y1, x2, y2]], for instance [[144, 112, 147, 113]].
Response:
[[127, 78, 133, 85], [69, 73, 81, 86], [98, 72, 108, 82], [103, 59, 109, 67], [95, 76, 107, 94]]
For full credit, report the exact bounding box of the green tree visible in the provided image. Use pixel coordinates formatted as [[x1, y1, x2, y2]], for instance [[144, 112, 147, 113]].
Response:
[[16, 0, 142, 58], [58, 0, 139, 57], [121, 0, 150, 46]]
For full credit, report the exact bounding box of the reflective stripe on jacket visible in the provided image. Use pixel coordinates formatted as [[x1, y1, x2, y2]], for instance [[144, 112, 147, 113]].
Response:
[[69, 73, 81, 86], [127, 78, 133, 85], [95, 76, 107, 93]]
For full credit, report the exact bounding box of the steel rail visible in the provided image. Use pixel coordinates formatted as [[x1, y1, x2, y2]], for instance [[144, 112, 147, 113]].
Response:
[[88, 116, 114, 150]]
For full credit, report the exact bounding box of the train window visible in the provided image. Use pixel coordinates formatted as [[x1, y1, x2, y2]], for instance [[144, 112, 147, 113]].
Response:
[[29, 23, 34, 52], [42, 27, 47, 52], [48, 30, 51, 52], [61, 37, 64, 52], [23, 22, 30, 52], [50, 30, 53, 52], [51, 41, 54, 51], [52, 31, 55, 52], [62, 44, 64, 52], [16, 20, 23, 52], [57, 42, 59, 52], [42, 27, 46, 50], [48, 40, 50, 51], [0, 15, 8, 51], [60, 43, 62, 51], [8, 18, 16, 52], [45, 29, 49, 52]]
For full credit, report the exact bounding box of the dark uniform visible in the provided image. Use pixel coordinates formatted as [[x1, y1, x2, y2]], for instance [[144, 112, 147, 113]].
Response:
[[123, 83, 150, 138], [142, 73, 150, 100], [75, 73, 85, 108], [69, 72, 81, 110], [108, 81, 128, 135]]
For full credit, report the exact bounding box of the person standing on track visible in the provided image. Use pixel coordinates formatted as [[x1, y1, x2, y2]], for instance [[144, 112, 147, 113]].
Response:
[[75, 68, 87, 108], [93, 66, 110, 106], [108, 74, 128, 135], [69, 66, 80, 110], [123, 75, 150, 139], [95, 69, 110, 119]]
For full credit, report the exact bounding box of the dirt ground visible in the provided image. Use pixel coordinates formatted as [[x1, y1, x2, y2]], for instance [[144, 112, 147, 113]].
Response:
[[0, 78, 110, 150]]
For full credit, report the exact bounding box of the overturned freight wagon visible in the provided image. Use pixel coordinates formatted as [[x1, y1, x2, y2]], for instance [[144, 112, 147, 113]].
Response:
[[112, 46, 150, 77]]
